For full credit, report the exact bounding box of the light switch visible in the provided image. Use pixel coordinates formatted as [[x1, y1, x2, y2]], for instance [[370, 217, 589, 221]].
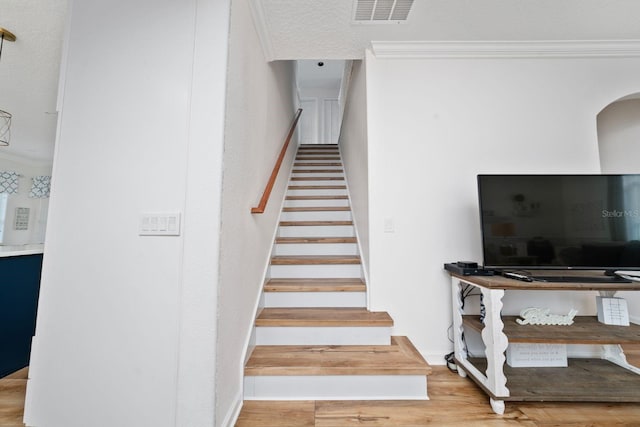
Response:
[[139, 212, 181, 236], [384, 217, 395, 233]]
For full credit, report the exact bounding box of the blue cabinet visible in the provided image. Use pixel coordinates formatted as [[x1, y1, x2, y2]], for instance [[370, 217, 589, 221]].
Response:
[[0, 254, 43, 377]]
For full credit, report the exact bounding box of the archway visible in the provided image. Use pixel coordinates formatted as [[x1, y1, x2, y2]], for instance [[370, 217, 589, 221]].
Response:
[[597, 94, 640, 173]]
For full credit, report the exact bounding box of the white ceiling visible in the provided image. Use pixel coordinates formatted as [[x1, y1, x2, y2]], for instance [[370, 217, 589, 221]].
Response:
[[254, 0, 640, 60], [296, 60, 345, 91], [0, 0, 67, 164], [3, 0, 640, 163]]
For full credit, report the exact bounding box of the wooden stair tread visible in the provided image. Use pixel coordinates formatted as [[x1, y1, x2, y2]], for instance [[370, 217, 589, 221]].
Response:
[[265, 278, 366, 292], [292, 169, 344, 173], [256, 307, 392, 327], [285, 195, 348, 200], [295, 155, 340, 159], [245, 336, 432, 376], [291, 177, 345, 181], [271, 255, 360, 265], [275, 236, 357, 244], [294, 162, 342, 167], [282, 207, 351, 212], [280, 220, 353, 226], [288, 185, 347, 190]]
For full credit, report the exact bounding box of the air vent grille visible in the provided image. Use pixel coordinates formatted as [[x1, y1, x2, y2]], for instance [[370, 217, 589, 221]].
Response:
[[354, 0, 414, 22]]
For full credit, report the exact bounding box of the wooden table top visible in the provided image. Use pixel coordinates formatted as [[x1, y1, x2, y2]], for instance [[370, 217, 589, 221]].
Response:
[[450, 270, 640, 291]]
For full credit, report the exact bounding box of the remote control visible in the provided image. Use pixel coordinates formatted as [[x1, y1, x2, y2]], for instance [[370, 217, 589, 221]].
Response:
[[502, 272, 533, 282]]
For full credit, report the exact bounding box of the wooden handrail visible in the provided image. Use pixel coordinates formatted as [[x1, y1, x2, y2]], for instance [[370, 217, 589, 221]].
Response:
[[251, 108, 303, 214]]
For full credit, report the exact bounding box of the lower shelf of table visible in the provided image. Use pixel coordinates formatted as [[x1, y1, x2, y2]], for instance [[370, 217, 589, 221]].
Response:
[[460, 357, 640, 402]]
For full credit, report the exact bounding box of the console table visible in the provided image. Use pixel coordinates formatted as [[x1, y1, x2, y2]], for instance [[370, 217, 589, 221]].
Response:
[[448, 272, 640, 414]]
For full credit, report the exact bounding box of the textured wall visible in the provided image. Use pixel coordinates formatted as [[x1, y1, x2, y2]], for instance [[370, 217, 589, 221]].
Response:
[[340, 60, 370, 281], [216, 0, 297, 423]]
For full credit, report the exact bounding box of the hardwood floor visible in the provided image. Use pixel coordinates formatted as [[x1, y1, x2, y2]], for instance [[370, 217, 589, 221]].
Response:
[[237, 364, 640, 426], [2, 349, 638, 426], [0, 368, 26, 427]]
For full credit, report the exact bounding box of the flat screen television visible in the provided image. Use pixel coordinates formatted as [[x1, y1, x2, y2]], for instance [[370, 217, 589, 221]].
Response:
[[477, 174, 640, 279]]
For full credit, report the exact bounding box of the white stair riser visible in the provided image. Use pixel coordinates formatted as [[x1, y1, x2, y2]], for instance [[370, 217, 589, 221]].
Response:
[[280, 210, 352, 221], [263, 291, 366, 308], [287, 189, 348, 197], [278, 225, 354, 237], [269, 264, 361, 279], [274, 243, 358, 256], [255, 326, 390, 345], [284, 199, 350, 208], [244, 375, 428, 400]]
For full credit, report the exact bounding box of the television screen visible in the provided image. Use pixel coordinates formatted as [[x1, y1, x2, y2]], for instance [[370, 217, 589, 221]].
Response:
[[477, 174, 640, 271]]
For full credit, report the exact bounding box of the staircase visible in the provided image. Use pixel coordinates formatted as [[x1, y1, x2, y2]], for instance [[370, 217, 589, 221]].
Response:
[[243, 144, 431, 400]]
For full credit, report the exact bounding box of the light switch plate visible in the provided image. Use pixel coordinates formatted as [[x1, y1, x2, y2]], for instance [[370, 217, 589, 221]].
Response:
[[383, 217, 395, 233], [139, 212, 181, 236]]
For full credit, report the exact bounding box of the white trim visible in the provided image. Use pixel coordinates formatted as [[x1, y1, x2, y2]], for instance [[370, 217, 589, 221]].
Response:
[[244, 375, 428, 400], [248, 0, 275, 61], [371, 40, 640, 59], [220, 390, 243, 427], [337, 144, 371, 307], [239, 135, 298, 397]]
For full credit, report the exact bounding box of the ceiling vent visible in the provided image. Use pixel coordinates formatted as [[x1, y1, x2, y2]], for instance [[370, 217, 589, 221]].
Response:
[[353, 0, 414, 23]]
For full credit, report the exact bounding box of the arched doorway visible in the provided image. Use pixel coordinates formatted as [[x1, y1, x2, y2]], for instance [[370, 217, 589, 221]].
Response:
[[597, 94, 640, 173]]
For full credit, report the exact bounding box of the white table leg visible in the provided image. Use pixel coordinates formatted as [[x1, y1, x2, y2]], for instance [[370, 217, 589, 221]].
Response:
[[457, 366, 467, 378], [490, 398, 505, 415], [480, 287, 509, 397]]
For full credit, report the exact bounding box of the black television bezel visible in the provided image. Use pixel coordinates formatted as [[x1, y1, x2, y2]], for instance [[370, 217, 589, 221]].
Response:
[[477, 173, 640, 273]]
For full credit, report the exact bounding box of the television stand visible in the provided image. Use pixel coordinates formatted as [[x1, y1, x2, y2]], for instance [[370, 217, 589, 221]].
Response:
[[446, 272, 640, 415], [532, 275, 631, 283]]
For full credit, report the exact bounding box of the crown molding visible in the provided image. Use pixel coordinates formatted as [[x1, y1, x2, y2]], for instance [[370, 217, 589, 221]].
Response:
[[248, 0, 275, 62], [370, 40, 640, 59]]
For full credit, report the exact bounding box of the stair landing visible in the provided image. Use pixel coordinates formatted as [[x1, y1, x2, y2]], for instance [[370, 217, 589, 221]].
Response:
[[244, 337, 431, 400], [245, 336, 430, 377]]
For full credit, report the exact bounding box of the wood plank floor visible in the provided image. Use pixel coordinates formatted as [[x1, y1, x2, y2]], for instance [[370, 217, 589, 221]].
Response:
[[2, 350, 639, 427], [237, 365, 640, 426], [0, 368, 27, 427]]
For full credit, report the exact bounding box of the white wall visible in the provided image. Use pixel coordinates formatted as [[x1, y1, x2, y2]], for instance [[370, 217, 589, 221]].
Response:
[[597, 98, 640, 323], [0, 155, 51, 245], [216, 0, 297, 423], [24, 0, 229, 426], [364, 47, 640, 362], [340, 60, 370, 280]]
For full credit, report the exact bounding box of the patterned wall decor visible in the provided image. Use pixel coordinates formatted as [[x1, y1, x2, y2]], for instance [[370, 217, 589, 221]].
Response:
[[29, 176, 51, 198], [0, 171, 19, 194]]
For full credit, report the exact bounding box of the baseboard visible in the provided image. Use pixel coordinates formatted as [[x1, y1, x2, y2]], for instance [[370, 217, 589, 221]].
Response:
[[220, 390, 243, 427], [424, 353, 447, 366]]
